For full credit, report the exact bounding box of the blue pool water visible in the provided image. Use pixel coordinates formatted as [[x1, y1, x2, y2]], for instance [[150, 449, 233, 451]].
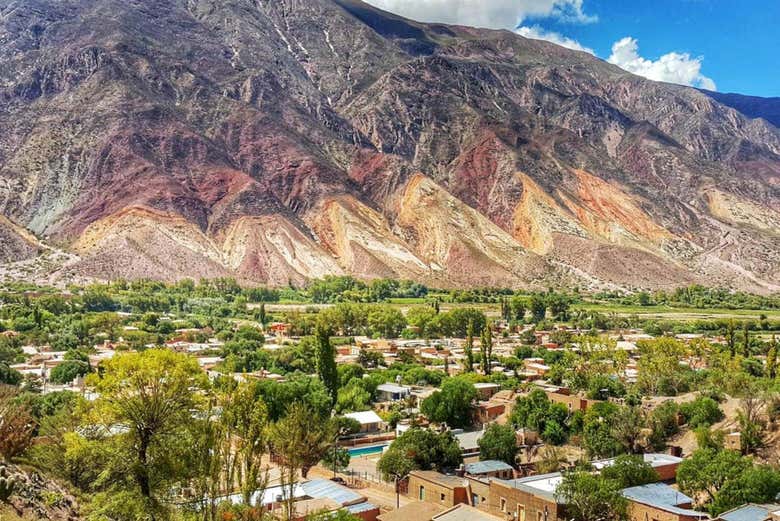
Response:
[[347, 444, 387, 457]]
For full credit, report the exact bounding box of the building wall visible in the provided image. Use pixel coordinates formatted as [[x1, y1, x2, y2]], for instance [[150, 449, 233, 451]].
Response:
[[467, 478, 491, 507], [545, 391, 600, 413], [628, 501, 701, 521], [653, 462, 680, 482], [487, 481, 562, 521], [408, 474, 468, 507]]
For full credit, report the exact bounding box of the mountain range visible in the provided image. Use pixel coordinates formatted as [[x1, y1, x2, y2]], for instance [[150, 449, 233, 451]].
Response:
[[0, 0, 778, 292]]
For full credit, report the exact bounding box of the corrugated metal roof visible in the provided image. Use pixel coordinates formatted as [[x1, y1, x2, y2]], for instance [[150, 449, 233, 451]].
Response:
[[622, 483, 708, 518], [465, 460, 513, 474], [345, 502, 379, 514], [719, 503, 780, 521], [300, 479, 364, 506]]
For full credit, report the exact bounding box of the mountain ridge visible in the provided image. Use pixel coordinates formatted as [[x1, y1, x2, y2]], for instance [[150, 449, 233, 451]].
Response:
[[0, 0, 778, 292]]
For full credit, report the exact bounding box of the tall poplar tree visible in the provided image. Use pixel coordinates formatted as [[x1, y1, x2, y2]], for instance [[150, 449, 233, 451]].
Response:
[[464, 320, 474, 372], [315, 323, 339, 405]]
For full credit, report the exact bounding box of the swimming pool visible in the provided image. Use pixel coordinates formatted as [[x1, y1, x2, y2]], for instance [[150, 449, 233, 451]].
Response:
[[347, 444, 388, 457]]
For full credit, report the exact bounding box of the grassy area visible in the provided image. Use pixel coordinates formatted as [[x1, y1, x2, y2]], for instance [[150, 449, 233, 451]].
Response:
[[576, 303, 780, 320]]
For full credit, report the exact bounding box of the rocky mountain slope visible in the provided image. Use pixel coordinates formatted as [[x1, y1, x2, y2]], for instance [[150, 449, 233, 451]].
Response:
[[0, 0, 778, 291], [702, 90, 780, 128]]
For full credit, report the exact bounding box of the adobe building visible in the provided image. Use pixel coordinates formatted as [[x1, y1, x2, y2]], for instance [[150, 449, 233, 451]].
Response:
[[622, 483, 709, 521], [408, 471, 470, 507]]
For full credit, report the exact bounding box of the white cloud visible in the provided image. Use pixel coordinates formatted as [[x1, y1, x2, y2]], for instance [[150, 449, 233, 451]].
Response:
[[363, 0, 597, 29], [516, 25, 594, 54], [607, 37, 717, 90]]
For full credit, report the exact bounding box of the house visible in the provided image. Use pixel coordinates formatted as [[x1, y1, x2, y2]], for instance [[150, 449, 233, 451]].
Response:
[[453, 430, 485, 459], [408, 471, 469, 507], [523, 358, 551, 377], [474, 401, 506, 425], [593, 453, 683, 482], [376, 383, 412, 402], [718, 503, 780, 521], [725, 432, 742, 452], [484, 454, 684, 521], [488, 473, 562, 521], [622, 483, 710, 521], [464, 460, 514, 479], [291, 479, 379, 521], [268, 322, 292, 338], [474, 383, 501, 400], [343, 410, 386, 433]]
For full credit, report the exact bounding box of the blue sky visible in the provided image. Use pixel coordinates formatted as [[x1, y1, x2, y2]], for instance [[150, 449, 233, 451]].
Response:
[[365, 0, 780, 97]]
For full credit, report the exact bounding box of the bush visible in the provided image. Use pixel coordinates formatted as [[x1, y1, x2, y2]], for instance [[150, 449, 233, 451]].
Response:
[[50, 360, 90, 384], [680, 397, 724, 429]]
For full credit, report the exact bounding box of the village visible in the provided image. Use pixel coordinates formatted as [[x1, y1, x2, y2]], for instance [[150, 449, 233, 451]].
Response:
[[3, 282, 780, 521]]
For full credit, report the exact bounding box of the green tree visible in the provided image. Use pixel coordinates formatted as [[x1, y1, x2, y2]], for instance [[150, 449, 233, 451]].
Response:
[[49, 360, 90, 384], [420, 377, 477, 428], [478, 424, 518, 466], [767, 345, 777, 378], [509, 296, 526, 321], [710, 465, 780, 516], [679, 397, 724, 429], [677, 449, 751, 504], [269, 403, 335, 520], [314, 324, 339, 405], [377, 428, 462, 479], [221, 382, 270, 506], [529, 295, 547, 322], [555, 470, 627, 521], [90, 349, 207, 503], [480, 324, 493, 375], [582, 402, 622, 458], [600, 455, 659, 488], [464, 320, 475, 372], [367, 306, 407, 338]]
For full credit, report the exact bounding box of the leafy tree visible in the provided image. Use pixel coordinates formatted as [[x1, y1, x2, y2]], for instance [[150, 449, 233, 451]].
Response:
[[270, 403, 335, 520], [256, 376, 332, 422], [314, 324, 339, 405], [49, 360, 90, 384], [679, 397, 724, 428], [509, 296, 526, 321], [478, 423, 518, 466], [555, 470, 627, 521], [406, 306, 438, 338], [90, 349, 207, 501], [767, 345, 777, 378], [221, 382, 270, 505], [0, 364, 21, 386], [511, 389, 569, 445], [421, 377, 477, 428], [600, 455, 659, 488], [357, 349, 383, 368], [546, 293, 571, 320], [529, 295, 547, 322], [610, 406, 646, 454], [335, 381, 371, 413], [321, 446, 351, 474], [480, 324, 492, 374], [677, 449, 751, 504], [377, 428, 462, 479], [367, 306, 407, 338], [710, 465, 780, 516], [582, 402, 622, 458], [464, 320, 475, 372]]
